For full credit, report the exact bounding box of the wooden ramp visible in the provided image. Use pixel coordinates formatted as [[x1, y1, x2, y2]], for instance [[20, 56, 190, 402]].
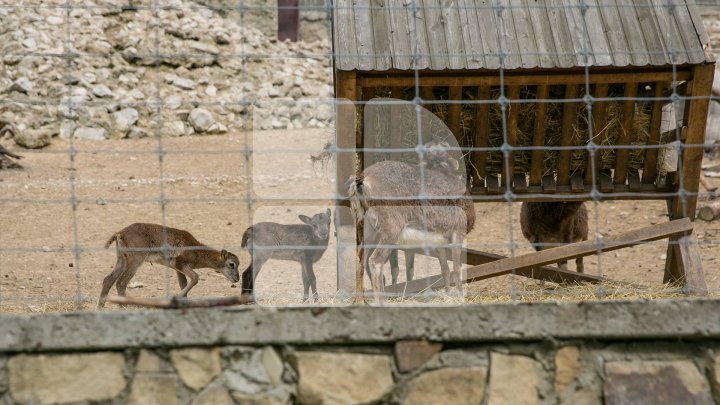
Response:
[[386, 218, 706, 296]]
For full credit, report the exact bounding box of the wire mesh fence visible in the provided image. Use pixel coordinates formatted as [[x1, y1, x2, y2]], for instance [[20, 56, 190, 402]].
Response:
[[0, 0, 719, 312]]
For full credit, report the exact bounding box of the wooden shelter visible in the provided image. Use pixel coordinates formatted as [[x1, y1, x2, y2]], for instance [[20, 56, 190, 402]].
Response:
[[332, 0, 714, 294]]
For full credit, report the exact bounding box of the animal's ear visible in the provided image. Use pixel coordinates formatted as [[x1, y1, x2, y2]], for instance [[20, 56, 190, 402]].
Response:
[[221, 249, 228, 259], [298, 215, 311, 224]]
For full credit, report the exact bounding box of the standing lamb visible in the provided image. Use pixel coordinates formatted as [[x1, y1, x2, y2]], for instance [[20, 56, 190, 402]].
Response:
[[349, 141, 474, 303], [520, 201, 589, 272], [98, 223, 240, 308], [240, 209, 331, 303]]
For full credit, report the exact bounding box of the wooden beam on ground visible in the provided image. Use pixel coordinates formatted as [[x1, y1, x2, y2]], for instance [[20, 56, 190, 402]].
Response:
[[384, 248, 603, 295], [108, 295, 252, 309]]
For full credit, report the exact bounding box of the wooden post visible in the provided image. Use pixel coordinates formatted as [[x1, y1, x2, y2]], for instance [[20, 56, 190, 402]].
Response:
[[503, 86, 520, 187], [698, 200, 720, 221], [585, 83, 608, 186], [473, 86, 491, 187], [529, 85, 549, 186], [448, 86, 463, 141], [278, 0, 300, 42], [557, 85, 578, 187], [614, 83, 637, 185]]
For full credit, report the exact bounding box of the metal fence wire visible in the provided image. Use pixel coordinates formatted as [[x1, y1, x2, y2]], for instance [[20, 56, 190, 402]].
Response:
[[0, 0, 719, 311]]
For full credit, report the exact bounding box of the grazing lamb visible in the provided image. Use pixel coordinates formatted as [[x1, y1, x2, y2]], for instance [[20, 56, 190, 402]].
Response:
[[349, 141, 474, 303], [520, 201, 589, 272], [240, 209, 331, 303], [98, 223, 240, 308]]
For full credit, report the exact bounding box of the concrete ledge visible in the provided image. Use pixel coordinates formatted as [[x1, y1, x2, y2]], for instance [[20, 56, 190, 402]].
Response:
[[1, 299, 720, 352]]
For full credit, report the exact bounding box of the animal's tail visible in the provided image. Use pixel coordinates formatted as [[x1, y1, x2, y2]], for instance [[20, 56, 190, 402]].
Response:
[[241, 227, 253, 249], [104, 233, 119, 249], [347, 175, 378, 229]]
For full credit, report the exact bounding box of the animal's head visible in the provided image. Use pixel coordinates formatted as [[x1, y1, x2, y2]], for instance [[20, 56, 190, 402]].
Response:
[[219, 249, 241, 283], [299, 208, 332, 240], [423, 141, 460, 172]]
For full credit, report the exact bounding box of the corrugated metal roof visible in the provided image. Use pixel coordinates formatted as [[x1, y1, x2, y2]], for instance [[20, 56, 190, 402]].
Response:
[[332, 0, 713, 71]]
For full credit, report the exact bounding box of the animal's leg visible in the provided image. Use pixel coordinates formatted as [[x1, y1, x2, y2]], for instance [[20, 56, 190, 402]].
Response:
[[307, 256, 319, 302], [115, 256, 143, 297], [451, 233, 463, 294], [300, 257, 311, 303], [436, 248, 451, 292], [241, 253, 268, 302], [389, 249, 400, 285], [98, 256, 127, 308], [405, 249, 416, 282], [368, 239, 392, 305], [176, 272, 188, 289], [175, 266, 199, 297], [576, 257, 584, 273]]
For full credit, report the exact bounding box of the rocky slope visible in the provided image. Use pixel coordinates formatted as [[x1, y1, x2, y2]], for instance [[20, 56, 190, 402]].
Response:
[[0, 0, 333, 148]]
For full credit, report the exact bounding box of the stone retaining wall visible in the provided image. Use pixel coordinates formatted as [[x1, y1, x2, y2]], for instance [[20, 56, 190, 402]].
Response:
[[1, 300, 720, 404]]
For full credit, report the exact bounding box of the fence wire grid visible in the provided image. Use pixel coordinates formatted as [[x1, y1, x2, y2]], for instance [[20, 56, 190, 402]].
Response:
[[0, 0, 719, 311]]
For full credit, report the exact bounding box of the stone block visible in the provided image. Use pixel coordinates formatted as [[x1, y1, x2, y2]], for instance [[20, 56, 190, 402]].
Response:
[[8, 353, 126, 404], [170, 347, 221, 391], [136, 349, 162, 373], [403, 367, 486, 405], [261, 347, 284, 387], [487, 352, 542, 405], [554, 346, 581, 391], [127, 374, 178, 405], [395, 340, 443, 373], [604, 360, 712, 405], [293, 352, 393, 405], [192, 385, 234, 405]]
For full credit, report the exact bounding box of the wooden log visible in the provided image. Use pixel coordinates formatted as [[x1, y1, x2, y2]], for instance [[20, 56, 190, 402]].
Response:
[[108, 294, 252, 308], [698, 200, 720, 221]]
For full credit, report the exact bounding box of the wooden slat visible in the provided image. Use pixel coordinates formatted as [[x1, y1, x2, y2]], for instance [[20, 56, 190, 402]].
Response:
[[384, 247, 603, 294], [387, 0, 412, 69], [599, 169, 613, 193], [570, 171, 584, 192], [486, 174, 500, 194], [650, 0, 683, 64], [503, 86, 520, 187], [496, 0, 522, 69], [456, 218, 693, 286], [628, 169, 641, 192], [370, 0, 392, 70], [528, 0, 558, 68], [354, 0, 376, 70], [616, 1, 651, 66], [671, 63, 715, 220], [333, 0, 358, 70], [514, 173, 528, 193], [581, 0, 613, 66], [441, 0, 466, 69], [557, 84, 578, 186], [510, 0, 539, 69], [642, 83, 665, 184], [475, 1, 501, 69], [356, 70, 692, 87], [447, 86, 462, 140], [458, 0, 485, 69], [406, 0, 431, 70], [546, 0, 579, 68], [664, 231, 707, 295], [473, 86, 491, 186], [634, 0, 667, 66], [686, 0, 711, 51], [614, 83, 637, 184], [389, 87, 404, 160], [422, 0, 450, 70], [530, 84, 549, 186], [585, 83, 608, 185], [542, 174, 556, 194], [598, 0, 632, 67], [562, 0, 592, 66]]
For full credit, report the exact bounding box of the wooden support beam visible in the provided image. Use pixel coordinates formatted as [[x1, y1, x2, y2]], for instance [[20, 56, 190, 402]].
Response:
[[585, 83, 608, 185], [503, 86, 520, 187], [335, 71, 357, 226], [557, 85, 579, 186], [473, 86, 491, 186], [642, 83, 665, 184], [614, 83, 637, 184], [664, 231, 707, 295], [384, 248, 603, 295], [530, 84, 549, 186]]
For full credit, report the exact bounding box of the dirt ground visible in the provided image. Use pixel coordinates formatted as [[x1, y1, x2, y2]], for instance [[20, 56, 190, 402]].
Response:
[[1, 130, 719, 313]]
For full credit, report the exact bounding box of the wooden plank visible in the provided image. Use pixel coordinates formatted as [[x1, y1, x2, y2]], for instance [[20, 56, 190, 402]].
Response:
[[671, 0, 706, 64], [570, 171, 585, 192], [671, 63, 715, 220], [422, 0, 450, 70], [496, 0, 522, 69], [333, 0, 358, 70], [486, 174, 500, 194], [503, 86, 520, 187], [458, 0, 485, 69], [406, 0, 431, 69], [628, 169, 641, 191], [530, 84, 549, 186], [676, 231, 707, 295], [473, 86, 491, 186], [514, 173, 528, 193], [447, 86, 462, 140], [642, 83, 664, 184], [458, 218, 693, 285], [562, 0, 592, 66], [651, 0, 686, 64], [370, 0, 392, 71], [475, 1, 501, 69], [634, 0, 667, 66], [546, 0, 578, 68], [585, 83, 608, 185], [335, 71, 358, 227], [614, 83, 637, 184], [528, 0, 558, 68], [599, 169, 613, 193], [441, 0, 466, 69], [581, 0, 613, 66], [686, 0, 711, 51], [384, 247, 603, 294], [598, 0, 632, 67], [356, 70, 692, 87], [542, 174, 556, 194], [354, 0, 376, 70], [387, 0, 412, 69], [616, 0, 651, 66], [510, 0, 539, 69], [557, 84, 578, 186]]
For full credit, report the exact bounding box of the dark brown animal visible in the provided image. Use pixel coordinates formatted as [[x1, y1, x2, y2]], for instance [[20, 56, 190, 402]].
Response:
[[98, 223, 240, 308], [349, 141, 474, 303], [520, 202, 588, 272]]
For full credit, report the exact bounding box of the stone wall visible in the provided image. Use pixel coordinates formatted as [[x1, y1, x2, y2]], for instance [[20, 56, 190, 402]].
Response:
[[1, 300, 720, 404]]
